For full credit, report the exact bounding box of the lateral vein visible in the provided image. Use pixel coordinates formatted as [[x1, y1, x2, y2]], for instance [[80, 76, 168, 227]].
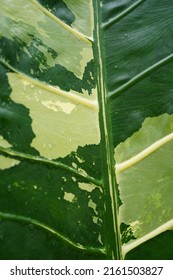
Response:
[[0, 59, 98, 111], [29, 0, 92, 44], [102, 0, 146, 29], [108, 53, 173, 99], [0, 211, 105, 254], [0, 145, 102, 187], [116, 131, 173, 173], [122, 219, 173, 257]]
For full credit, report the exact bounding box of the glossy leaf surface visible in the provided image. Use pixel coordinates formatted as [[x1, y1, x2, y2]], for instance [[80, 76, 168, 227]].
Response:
[[0, 0, 173, 259]]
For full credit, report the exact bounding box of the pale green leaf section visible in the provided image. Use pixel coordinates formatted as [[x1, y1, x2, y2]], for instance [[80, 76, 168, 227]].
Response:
[[115, 114, 173, 163], [0, 136, 20, 169], [0, 135, 11, 149], [63, 192, 75, 203], [30, 0, 91, 44], [0, 59, 98, 110], [78, 182, 100, 193], [115, 114, 173, 254], [8, 73, 100, 159], [0, 0, 92, 79], [88, 198, 101, 225], [0, 155, 20, 170], [63, 0, 94, 39]]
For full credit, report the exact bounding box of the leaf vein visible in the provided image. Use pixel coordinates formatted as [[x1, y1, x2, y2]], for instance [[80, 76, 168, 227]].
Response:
[[122, 219, 173, 257], [0, 211, 105, 254], [0, 60, 98, 111], [94, 0, 122, 259], [0, 145, 102, 187], [108, 53, 173, 99], [29, 0, 92, 45], [116, 131, 173, 173], [102, 0, 146, 29]]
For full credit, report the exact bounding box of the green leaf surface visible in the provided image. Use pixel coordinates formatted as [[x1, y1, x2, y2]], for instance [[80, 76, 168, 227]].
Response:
[[0, 0, 173, 259]]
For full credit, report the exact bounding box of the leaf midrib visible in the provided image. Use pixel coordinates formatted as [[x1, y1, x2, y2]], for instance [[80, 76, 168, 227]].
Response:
[[93, 1, 122, 259]]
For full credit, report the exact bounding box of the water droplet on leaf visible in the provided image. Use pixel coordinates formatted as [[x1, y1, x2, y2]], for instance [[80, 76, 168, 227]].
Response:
[[7, 185, 12, 192], [0, 234, 4, 240], [28, 224, 34, 230], [47, 173, 52, 181]]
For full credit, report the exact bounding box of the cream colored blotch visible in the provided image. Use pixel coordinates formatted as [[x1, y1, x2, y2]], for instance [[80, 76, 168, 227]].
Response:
[[0, 136, 20, 170], [64, 192, 75, 203]]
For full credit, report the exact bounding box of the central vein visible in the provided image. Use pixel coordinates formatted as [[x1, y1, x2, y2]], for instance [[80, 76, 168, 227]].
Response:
[[93, 1, 122, 259]]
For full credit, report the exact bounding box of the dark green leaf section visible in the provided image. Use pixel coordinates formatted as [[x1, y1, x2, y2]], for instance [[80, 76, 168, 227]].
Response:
[[0, 37, 95, 95], [126, 231, 173, 260], [0, 221, 105, 260], [0, 158, 104, 256], [37, 0, 75, 26], [40, 60, 96, 95], [0, 65, 11, 97], [120, 223, 136, 244], [61, 145, 101, 181], [103, 0, 173, 144], [102, 0, 143, 24], [104, 0, 173, 92]]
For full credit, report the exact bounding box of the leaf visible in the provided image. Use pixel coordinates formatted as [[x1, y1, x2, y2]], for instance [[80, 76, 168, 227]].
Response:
[[0, 0, 173, 259]]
